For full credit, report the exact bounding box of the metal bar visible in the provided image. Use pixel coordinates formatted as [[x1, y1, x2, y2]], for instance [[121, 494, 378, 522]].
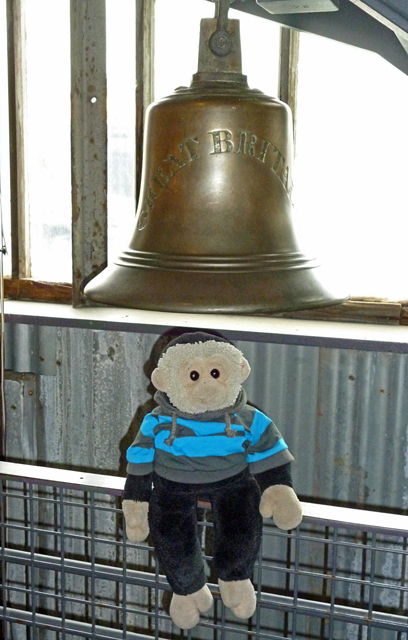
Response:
[[90, 490, 96, 637], [59, 487, 67, 639], [215, 0, 232, 32], [0, 479, 6, 640], [278, 27, 299, 150], [154, 546, 161, 640], [366, 531, 376, 640], [291, 530, 300, 638], [400, 537, 408, 618], [70, 0, 108, 306], [28, 483, 37, 636], [121, 521, 127, 639], [254, 538, 263, 640], [327, 527, 338, 640]]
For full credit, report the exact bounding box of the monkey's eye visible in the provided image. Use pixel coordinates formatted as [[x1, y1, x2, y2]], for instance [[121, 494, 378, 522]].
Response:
[[211, 369, 220, 379], [190, 370, 200, 381]]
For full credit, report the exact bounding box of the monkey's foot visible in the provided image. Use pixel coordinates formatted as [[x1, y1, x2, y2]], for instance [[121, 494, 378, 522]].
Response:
[[170, 585, 213, 630], [218, 578, 257, 619]]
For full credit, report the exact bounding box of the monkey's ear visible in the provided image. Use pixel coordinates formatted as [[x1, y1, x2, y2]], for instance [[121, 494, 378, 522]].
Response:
[[240, 357, 251, 383], [151, 367, 168, 392]]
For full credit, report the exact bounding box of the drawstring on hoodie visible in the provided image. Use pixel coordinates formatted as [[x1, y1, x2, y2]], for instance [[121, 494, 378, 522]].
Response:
[[164, 412, 236, 446], [224, 413, 237, 438], [164, 413, 178, 447]]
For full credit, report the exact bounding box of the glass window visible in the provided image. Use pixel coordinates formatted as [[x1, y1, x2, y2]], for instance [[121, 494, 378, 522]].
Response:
[[25, 0, 71, 282], [106, 0, 136, 261], [293, 32, 408, 301]]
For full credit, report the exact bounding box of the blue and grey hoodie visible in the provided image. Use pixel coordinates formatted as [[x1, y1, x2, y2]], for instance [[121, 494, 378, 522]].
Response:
[[126, 388, 294, 485]]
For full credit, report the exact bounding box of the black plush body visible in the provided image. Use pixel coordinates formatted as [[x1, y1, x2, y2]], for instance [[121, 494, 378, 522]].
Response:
[[149, 470, 262, 595], [124, 464, 293, 596], [122, 332, 302, 629]]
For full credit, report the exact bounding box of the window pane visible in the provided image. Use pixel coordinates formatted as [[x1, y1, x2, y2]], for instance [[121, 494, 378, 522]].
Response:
[[25, 0, 71, 282], [106, 0, 136, 261], [294, 33, 408, 301], [154, 0, 281, 100], [0, 1, 11, 277]]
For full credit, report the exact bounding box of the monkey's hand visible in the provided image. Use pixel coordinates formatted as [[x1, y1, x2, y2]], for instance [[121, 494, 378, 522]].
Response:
[[259, 485, 302, 530], [122, 499, 149, 542]]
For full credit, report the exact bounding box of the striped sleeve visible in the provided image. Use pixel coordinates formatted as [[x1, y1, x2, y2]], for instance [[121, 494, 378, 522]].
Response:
[[246, 409, 294, 474], [126, 413, 157, 476]]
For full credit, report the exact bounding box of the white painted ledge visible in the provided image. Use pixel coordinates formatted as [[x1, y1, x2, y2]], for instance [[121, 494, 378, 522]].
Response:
[[5, 299, 408, 352], [1, 461, 408, 535]]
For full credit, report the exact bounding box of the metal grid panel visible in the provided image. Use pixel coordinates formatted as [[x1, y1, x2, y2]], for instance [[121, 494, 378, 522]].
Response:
[[1, 464, 408, 640]]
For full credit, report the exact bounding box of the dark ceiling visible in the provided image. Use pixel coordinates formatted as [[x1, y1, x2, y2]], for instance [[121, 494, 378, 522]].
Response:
[[221, 0, 408, 74]]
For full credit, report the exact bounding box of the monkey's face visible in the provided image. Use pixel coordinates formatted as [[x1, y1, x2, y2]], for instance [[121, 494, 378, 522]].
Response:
[[151, 341, 250, 414], [176, 354, 237, 413]]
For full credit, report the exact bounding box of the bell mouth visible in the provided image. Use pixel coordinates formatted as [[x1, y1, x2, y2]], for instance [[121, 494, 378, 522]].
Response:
[[84, 259, 347, 315]]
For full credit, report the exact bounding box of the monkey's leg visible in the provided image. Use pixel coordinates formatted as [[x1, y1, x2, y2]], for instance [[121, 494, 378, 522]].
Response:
[[148, 483, 208, 596], [210, 473, 262, 618], [169, 586, 213, 630]]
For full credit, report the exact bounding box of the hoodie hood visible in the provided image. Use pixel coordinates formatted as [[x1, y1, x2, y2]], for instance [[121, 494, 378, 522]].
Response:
[[154, 388, 248, 422]]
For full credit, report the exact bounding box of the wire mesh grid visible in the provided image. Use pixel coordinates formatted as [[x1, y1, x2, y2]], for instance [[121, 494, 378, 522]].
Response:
[[1, 465, 408, 640]]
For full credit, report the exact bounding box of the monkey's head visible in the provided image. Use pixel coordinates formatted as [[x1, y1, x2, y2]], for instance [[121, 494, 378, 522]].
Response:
[[151, 332, 251, 414]]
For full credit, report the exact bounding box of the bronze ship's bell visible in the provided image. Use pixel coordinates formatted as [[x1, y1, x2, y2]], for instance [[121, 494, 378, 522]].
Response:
[[85, 0, 347, 314]]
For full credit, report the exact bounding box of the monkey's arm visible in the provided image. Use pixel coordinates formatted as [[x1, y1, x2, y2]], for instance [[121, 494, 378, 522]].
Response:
[[246, 411, 302, 531], [122, 473, 152, 543], [255, 464, 302, 531], [123, 472, 153, 502], [123, 411, 158, 543]]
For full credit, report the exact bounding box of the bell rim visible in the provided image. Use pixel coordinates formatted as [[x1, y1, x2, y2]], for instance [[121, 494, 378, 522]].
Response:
[[114, 249, 319, 273], [84, 261, 348, 314]]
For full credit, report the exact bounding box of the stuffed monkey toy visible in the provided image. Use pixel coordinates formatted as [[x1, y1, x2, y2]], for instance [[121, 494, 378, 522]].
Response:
[[122, 332, 302, 629]]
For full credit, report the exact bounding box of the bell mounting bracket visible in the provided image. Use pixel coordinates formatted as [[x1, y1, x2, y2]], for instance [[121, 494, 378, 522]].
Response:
[[209, 0, 234, 57]]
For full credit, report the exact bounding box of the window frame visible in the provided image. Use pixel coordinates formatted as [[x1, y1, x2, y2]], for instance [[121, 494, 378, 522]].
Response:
[[3, 0, 408, 325], [7, 0, 30, 282]]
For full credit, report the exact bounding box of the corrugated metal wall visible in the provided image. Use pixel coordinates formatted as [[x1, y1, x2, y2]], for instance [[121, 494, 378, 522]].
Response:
[[5, 324, 408, 511], [238, 340, 408, 510]]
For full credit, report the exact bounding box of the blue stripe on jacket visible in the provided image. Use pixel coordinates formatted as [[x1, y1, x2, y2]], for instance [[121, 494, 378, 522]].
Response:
[[126, 407, 289, 466], [127, 446, 155, 464]]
